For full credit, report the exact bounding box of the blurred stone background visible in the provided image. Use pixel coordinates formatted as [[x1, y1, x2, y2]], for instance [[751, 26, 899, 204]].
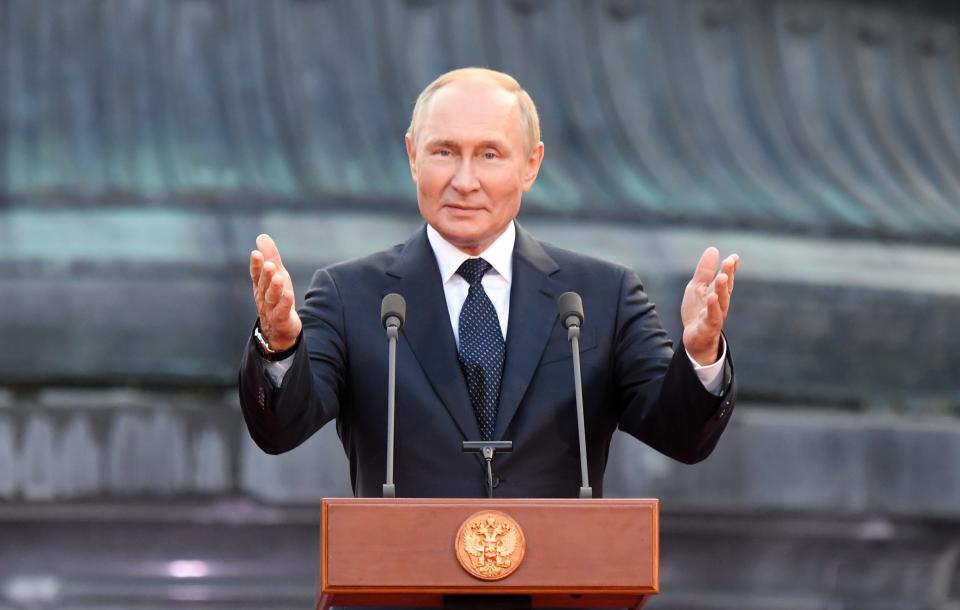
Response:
[[2, 0, 960, 608]]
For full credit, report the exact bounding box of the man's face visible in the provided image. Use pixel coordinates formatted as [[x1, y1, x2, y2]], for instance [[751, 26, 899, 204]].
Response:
[[405, 80, 544, 255]]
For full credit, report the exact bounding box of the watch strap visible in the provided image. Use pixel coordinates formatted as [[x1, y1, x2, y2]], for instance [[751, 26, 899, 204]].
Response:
[[253, 322, 301, 362]]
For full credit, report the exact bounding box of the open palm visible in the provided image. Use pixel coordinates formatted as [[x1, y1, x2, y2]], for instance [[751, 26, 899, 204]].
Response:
[[681, 247, 739, 365]]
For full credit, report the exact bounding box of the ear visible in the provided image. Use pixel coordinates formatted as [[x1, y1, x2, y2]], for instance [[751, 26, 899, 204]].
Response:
[[521, 141, 545, 192], [405, 133, 418, 183]]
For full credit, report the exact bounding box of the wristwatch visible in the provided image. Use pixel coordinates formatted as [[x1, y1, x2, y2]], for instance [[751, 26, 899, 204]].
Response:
[[253, 322, 300, 362]]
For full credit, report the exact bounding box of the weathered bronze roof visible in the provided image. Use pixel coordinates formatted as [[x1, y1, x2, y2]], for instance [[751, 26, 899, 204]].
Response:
[[2, 0, 960, 407], [2, 0, 960, 241]]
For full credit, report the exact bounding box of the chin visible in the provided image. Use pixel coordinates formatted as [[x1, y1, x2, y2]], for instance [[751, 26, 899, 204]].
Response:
[[438, 227, 489, 253], [435, 221, 482, 241], [449, 233, 485, 250]]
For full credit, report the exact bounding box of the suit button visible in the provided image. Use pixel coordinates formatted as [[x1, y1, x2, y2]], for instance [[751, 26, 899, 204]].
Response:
[[492, 474, 501, 488]]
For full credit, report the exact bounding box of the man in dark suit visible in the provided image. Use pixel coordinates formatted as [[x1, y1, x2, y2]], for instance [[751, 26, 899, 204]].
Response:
[[240, 68, 738, 498]]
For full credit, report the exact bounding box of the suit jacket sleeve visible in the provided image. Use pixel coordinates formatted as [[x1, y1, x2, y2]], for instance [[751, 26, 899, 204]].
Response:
[[238, 268, 347, 455], [612, 267, 736, 464]]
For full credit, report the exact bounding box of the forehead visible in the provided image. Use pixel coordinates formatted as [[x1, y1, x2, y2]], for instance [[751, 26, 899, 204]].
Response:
[[418, 80, 524, 146]]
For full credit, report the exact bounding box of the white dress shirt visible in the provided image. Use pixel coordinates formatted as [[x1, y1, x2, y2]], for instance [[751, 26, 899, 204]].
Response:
[[426, 222, 513, 345], [264, 221, 726, 393]]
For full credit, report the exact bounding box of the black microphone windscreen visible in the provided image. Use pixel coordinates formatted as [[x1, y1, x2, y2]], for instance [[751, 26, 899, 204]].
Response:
[[381, 293, 406, 328], [558, 292, 584, 328]]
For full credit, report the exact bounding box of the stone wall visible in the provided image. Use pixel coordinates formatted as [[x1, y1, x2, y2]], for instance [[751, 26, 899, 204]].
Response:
[[2, 392, 959, 609]]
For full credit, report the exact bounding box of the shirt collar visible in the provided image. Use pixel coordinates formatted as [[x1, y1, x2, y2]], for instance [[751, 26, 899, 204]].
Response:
[[426, 221, 515, 284]]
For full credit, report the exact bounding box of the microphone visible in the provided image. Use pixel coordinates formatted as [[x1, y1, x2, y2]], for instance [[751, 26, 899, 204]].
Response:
[[462, 441, 513, 499], [558, 292, 592, 499], [381, 293, 406, 498], [559, 292, 584, 331], [381, 293, 406, 331]]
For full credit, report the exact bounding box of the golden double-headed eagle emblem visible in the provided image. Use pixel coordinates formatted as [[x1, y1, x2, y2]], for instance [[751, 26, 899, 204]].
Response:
[[454, 510, 526, 580]]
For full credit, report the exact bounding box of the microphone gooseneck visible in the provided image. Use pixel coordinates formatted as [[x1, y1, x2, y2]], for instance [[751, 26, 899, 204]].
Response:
[[558, 291, 592, 499], [381, 293, 406, 498]]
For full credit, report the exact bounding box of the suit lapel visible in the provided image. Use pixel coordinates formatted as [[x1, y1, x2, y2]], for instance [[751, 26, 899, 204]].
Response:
[[386, 227, 482, 442], [494, 224, 562, 440]]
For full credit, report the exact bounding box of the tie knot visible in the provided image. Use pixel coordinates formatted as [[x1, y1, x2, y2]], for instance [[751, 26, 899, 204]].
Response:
[[457, 258, 492, 286]]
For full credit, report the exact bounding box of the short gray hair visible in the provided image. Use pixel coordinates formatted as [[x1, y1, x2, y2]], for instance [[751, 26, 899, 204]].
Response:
[[407, 67, 541, 154]]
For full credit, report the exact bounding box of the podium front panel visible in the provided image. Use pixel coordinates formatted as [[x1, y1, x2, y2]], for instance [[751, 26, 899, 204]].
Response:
[[320, 498, 658, 597]]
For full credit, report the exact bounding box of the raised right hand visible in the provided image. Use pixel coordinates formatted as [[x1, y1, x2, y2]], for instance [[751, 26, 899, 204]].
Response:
[[250, 234, 302, 352]]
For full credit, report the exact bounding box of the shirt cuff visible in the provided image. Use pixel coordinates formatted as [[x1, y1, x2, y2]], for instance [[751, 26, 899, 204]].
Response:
[[263, 354, 295, 387], [685, 338, 727, 395]]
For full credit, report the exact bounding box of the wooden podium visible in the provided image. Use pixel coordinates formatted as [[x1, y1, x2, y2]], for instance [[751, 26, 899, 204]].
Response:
[[318, 498, 658, 609]]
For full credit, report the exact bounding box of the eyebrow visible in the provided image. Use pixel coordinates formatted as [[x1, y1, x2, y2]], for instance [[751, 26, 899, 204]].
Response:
[[425, 139, 460, 151], [476, 139, 508, 151], [425, 138, 509, 151]]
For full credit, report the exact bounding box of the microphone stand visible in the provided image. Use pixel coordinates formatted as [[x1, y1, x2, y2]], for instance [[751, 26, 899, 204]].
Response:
[[567, 321, 592, 499], [559, 292, 592, 499], [381, 293, 406, 498], [383, 319, 398, 498], [462, 441, 513, 499]]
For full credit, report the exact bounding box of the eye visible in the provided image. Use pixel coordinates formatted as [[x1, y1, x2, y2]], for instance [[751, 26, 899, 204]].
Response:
[[433, 148, 451, 157], [482, 150, 499, 160]]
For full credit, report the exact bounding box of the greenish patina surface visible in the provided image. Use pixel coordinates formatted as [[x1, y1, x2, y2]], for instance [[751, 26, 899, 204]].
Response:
[[1, 0, 959, 410], [2, 0, 960, 241]]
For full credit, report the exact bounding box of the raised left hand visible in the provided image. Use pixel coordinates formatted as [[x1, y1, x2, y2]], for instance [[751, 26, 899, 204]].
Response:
[[681, 247, 739, 365]]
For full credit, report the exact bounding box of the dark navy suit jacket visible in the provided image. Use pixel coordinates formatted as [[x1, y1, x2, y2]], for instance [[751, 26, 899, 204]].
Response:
[[239, 223, 735, 498]]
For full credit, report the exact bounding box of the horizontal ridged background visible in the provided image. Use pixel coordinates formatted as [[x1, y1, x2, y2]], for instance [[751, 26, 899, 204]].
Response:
[[2, 0, 960, 241]]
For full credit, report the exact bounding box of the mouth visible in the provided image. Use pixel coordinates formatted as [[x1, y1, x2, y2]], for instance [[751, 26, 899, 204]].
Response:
[[444, 203, 485, 213]]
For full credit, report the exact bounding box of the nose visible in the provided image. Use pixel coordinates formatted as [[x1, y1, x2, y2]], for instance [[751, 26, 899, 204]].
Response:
[[450, 157, 480, 194]]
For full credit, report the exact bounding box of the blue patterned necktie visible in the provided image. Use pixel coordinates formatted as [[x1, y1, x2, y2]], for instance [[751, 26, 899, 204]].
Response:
[[456, 258, 505, 441]]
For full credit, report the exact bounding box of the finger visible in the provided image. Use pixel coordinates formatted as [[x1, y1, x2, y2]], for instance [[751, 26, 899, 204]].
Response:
[[264, 272, 285, 309], [256, 234, 285, 271], [704, 291, 724, 330], [715, 273, 730, 318], [250, 250, 264, 288], [256, 261, 277, 312], [728, 254, 739, 294], [251, 254, 268, 312], [273, 289, 295, 323], [720, 254, 738, 294], [720, 255, 735, 281], [277, 266, 293, 292], [691, 247, 719, 285]]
